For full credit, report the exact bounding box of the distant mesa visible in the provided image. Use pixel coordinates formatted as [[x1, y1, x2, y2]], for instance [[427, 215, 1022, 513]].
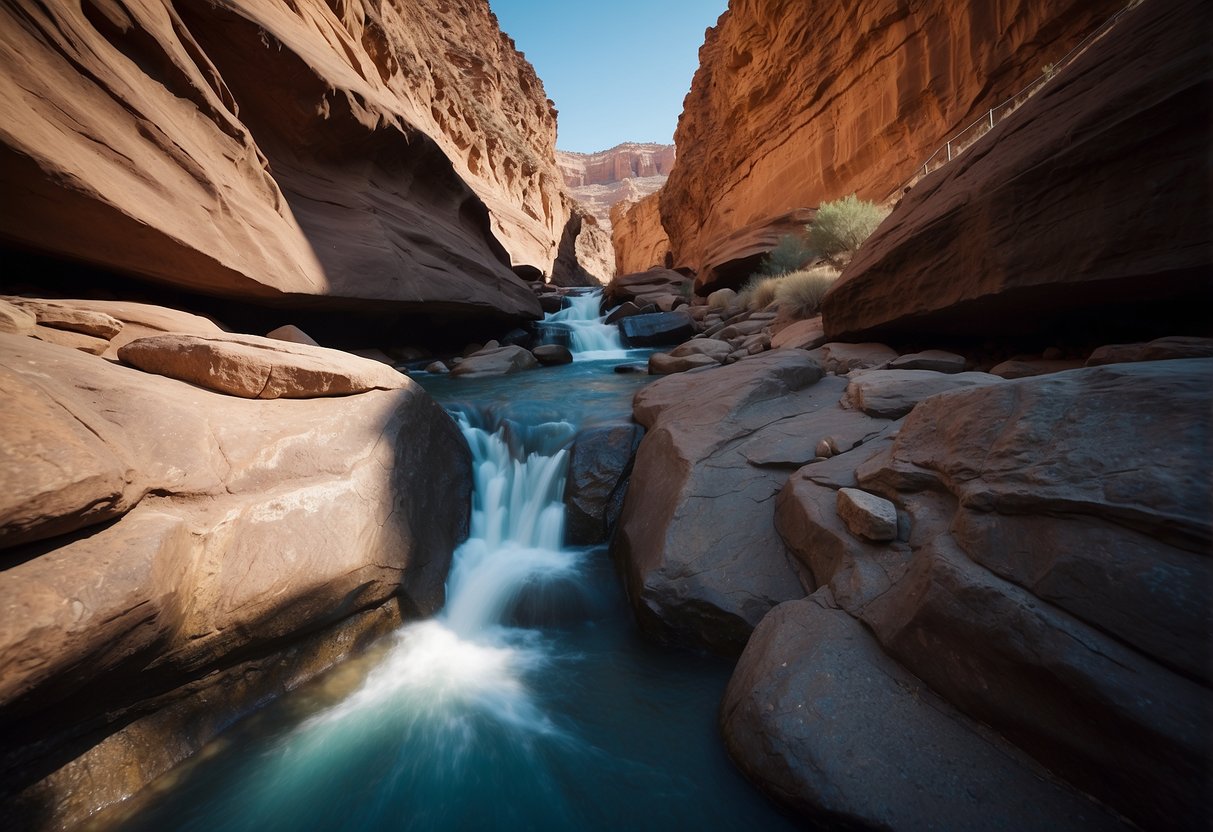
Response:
[[556, 142, 676, 232]]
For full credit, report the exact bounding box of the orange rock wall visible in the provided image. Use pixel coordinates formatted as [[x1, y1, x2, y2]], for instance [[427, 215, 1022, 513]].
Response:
[[662, 0, 1126, 283], [0, 0, 577, 320], [557, 143, 677, 187], [611, 193, 671, 274]]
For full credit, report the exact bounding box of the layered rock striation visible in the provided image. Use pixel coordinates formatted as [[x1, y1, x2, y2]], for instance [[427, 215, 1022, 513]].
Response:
[[557, 143, 675, 235], [0, 0, 600, 324], [659, 0, 1124, 289], [823, 0, 1213, 342]]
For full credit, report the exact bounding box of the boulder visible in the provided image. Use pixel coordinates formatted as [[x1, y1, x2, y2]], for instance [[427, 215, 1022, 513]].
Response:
[[823, 0, 1212, 343], [647, 352, 718, 375], [531, 344, 573, 366], [836, 487, 898, 541], [449, 345, 540, 377], [616, 351, 839, 652], [888, 349, 966, 373], [804, 342, 898, 374], [722, 593, 1125, 830], [265, 324, 320, 347], [770, 316, 826, 350], [23, 299, 228, 356], [31, 325, 109, 355], [618, 311, 696, 347], [0, 333, 471, 825], [669, 338, 732, 362], [11, 300, 124, 340], [603, 301, 646, 324], [604, 268, 690, 308], [564, 424, 645, 545], [775, 358, 1213, 829], [423, 361, 450, 374], [118, 333, 408, 399], [843, 369, 1003, 419], [706, 288, 737, 308]]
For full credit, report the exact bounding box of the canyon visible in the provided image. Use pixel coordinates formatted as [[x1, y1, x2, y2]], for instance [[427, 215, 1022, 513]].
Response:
[[1, 0, 1210, 830]]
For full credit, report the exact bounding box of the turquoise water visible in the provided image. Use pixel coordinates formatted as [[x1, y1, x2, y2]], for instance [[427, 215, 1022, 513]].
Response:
[[102, 351, 799, 832]]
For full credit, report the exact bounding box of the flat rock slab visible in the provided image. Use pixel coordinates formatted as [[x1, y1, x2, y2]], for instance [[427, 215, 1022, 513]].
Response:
[[889, 349, 966, 373], [648, 352, 718, 375], [845, 369, 1003, 418], [1087, 336, 1213, 366], [0, 300, 35, 335], [770, 316, 826, 350], [11, 300, 124, 340], [990, 358, 1085, 378], [118, 333, 408, 398], [722, 594, 1127, 830], [669, 337, 732, 361], [805, 342, 897, 374]]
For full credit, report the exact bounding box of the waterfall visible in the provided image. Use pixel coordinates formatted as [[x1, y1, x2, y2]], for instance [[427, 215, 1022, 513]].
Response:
[[537, 290, 627, 359]]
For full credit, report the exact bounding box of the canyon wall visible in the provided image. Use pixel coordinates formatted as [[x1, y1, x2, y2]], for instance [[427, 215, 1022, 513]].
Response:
[[659, 0, 1125, 289], [0, 0, 592, 324], [610, 193, 671, 274], [557, 143, 674, 237]]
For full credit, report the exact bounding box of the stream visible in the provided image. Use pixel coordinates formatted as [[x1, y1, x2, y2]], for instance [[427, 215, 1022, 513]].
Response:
[[99, 292, 799, 832]]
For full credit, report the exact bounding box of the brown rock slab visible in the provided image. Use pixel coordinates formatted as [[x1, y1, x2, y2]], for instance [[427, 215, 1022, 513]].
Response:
[[531, 344, 573, 366], [805, 342, 897, 374], [989, 358, 1085, 378], [1087, 335, 1213, 366], [770, 316, 826, 350], [669, 338, 732, 362], [118, 333, 408, 398], [888, 349, 966, 373], [0, 301, 35, 335], [836, 487, 898, 541], [843, 369, 1003, 419], [14, 301, 123, 339], [648, 352, 718, 375], [449, 345, 540, 377], [31, 325, 109, 355], [722, 593, 1127, 830]]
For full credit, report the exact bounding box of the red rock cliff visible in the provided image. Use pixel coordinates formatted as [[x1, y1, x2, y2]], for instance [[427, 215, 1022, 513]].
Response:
[[661, 0, 1125, 288], [0, 0, 585, 323]]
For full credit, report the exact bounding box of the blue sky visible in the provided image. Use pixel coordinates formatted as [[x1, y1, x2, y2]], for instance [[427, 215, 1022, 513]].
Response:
[[489, 0, 728, 153]]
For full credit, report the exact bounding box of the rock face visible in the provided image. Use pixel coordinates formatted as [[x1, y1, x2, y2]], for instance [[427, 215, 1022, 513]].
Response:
[[564, 424, 645, 546], [823, 0, 1212, 341], [611, 192, 672, 275], [660, 0, 1124, 286], [0, 0, 611, 323], [766, 359, 1212, 829], [556, 142, 675, 232], [0, 323, 471, 826]]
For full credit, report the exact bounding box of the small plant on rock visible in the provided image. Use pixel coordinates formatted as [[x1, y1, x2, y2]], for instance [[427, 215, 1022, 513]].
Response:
[[773, 266, 839, 319], [808, 194, 889, 257], [756, 233, 815, 277]]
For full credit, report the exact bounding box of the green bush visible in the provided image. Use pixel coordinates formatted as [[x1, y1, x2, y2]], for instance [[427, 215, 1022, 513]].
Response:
[[808, 194, 888, 256], [773, 266, 839, 319], [739, 275, 781, 311], [756, 234, 815, 277]]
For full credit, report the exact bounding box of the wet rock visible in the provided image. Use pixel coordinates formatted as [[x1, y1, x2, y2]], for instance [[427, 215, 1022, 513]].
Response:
[[531, 344, 573, 366], [118, 333, 408, 398], [604, 301, 646, 324], [722, 593, 1126, 831], [564, 424, 645, 545], [538, 294, 565, 314], [889, 349, 966, 373], [618, 310, 695, 347], [612, 363, 647, 374], [423, 361, 450, 374], [448, 345, 539, 378]]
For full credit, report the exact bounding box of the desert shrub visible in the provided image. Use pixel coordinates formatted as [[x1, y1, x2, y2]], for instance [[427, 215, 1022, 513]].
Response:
[[808, 194, 888, 256], [756, 234, 815, 277], [740, 275, 781, 311], [773, 266, 839, 319]]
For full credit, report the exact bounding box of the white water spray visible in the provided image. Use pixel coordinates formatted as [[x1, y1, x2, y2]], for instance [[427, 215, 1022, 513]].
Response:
[[539, 291, 627, 359]]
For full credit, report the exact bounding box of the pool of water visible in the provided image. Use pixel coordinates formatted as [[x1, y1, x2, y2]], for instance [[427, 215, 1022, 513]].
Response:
[[97, 354, 800, 832]]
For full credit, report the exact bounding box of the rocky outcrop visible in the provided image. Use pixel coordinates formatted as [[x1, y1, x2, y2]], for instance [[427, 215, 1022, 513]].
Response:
[[550, 204, 614, 286], [764, 359, 1212, 828], [823, 0, 1213, 342], [0, 311, 471, 826], [564, 424, 645, 546], [610, 192, 672, 275], [661, 0, 1124, 287], [0, 0, 594, 324], [558, 143, 676, 188]]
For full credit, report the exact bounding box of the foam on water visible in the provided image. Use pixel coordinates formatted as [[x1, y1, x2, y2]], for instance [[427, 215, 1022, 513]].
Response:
[[538, 291, 630, 360]]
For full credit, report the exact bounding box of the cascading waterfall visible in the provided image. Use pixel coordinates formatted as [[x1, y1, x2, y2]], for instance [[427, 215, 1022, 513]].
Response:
[[537, 290, 627, 359]]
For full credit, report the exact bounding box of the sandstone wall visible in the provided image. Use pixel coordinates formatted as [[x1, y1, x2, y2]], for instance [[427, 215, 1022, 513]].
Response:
[[662, 0, 1125, 288], [611, 193, 672, 274], [557, 143, 676, 187], [0, 0, 583, 322]]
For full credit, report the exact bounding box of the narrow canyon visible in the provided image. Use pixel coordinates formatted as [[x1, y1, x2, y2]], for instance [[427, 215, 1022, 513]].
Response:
[[0, 0, 1209, 830]]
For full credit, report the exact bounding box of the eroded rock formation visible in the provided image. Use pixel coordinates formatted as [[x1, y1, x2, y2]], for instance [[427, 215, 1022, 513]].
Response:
[[610, 193, 672, 274], [0, 0, 603, 324], [557, 143, 674, 234], [659, 0, 1124, 289], [823, 0, 1213, 342], [0, 307, 471, 827]]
